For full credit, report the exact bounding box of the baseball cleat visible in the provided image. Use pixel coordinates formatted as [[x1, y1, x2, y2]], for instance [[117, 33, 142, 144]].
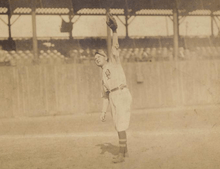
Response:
[[113, 152, 129, 159], [112, 154, 124, 163]]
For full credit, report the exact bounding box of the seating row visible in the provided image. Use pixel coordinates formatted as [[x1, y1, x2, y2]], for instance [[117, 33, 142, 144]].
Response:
[[0, 46, 220, 66]]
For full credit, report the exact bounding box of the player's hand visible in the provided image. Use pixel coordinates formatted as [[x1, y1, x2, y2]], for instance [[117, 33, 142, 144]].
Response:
[[106, 13, 117, 32], [100, 112, 106, 122]]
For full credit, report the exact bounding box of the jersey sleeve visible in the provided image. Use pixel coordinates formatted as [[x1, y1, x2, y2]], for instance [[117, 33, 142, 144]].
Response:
[[109, 32, 121, 64], [111, 43, 120, 63]]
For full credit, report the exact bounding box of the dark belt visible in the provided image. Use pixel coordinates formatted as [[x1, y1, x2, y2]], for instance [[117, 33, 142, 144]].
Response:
[[109, 84, 127, 93]]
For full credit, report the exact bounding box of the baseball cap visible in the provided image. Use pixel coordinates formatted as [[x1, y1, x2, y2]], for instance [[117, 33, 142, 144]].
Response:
[[95, 49, 107, 58]]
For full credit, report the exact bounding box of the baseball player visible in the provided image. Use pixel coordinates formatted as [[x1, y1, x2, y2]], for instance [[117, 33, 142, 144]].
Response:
[[94, 13, 132, 163]]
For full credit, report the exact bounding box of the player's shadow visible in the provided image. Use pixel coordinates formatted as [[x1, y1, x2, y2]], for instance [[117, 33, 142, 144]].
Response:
[[96, 143, 119, 156]]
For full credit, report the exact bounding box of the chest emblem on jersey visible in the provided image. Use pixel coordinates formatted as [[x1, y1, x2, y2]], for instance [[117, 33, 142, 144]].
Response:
[[105, 69, 111, 80]]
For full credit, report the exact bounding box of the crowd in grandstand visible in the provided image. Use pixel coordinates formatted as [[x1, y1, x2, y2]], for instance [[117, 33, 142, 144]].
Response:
[[0, 44, 220, 66]]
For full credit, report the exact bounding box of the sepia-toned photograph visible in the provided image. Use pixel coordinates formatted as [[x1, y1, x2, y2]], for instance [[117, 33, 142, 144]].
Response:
[[0, 0, 220, 168]]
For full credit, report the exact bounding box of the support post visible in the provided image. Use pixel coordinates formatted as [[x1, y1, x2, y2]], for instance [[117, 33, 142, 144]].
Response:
[[173, 4, 179, 60], [106, 8, 111, 57], [7, 7, 12, 41], [124, 5, 129, 38], [165, 16, 169, 36], [69, 7, 73, 40], [211, 11, 214, 37], [5, 1, 16, 51], [32, 0, 38, 59]]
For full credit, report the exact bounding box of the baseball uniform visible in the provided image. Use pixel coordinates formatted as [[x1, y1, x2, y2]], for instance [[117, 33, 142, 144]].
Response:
[[101, 38, 132, 132]]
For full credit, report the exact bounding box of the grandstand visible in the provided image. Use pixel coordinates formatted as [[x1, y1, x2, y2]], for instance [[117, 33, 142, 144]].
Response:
[[0, 37, 220, 66], [0, 0, 220, 66], [0, 0, 219, 117]]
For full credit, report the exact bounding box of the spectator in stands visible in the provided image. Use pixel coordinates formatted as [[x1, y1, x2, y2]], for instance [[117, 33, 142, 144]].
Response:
[[79, 49, 86, 63], [85, 48, 91, 58], [142, 49, 152, 62], [142, 51, 149, 61]]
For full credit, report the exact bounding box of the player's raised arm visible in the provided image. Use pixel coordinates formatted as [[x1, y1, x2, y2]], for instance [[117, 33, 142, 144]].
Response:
[[106, 13, 120, 64]]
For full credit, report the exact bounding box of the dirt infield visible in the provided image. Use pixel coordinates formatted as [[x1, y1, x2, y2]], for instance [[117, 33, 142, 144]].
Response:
[[0, 106, 220, 169]]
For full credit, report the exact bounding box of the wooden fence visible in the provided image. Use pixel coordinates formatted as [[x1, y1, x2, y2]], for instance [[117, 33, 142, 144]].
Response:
[[0, 60, 219, 118]]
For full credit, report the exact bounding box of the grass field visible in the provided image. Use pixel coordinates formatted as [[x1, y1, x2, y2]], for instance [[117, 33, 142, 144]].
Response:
[[0, 106, 220, 169]]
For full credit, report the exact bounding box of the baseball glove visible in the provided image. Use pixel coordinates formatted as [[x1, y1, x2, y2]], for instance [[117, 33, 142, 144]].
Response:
[[106, 13, 117, 31]]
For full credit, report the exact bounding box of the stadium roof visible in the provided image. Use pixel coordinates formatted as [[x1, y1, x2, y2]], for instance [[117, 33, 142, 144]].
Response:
[[0, 0, 220, 15]]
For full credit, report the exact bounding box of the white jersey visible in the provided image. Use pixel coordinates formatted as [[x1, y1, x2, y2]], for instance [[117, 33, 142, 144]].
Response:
[[102, 62, 127, 93], [100, 33, 132, 132]]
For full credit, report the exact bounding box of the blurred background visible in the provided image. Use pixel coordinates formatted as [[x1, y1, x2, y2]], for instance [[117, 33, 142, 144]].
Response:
[[0, 0, 220, 118]]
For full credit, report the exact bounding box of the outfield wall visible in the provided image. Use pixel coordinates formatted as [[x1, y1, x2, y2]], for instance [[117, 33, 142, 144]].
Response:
[[0, 60, 220, 118]]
